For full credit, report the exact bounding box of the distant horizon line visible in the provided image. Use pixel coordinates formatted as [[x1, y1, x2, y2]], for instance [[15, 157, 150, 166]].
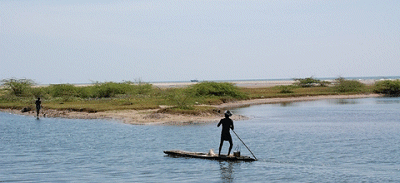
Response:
[[30, 75, 400, 85]]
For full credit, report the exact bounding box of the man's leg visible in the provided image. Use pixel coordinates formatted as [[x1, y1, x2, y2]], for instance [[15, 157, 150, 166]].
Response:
[[227, 139, 233, 156], [218, 139, 224, 156]]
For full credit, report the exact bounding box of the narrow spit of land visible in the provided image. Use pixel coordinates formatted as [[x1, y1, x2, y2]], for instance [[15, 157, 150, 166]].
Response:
[[0, 80, 381, 125]]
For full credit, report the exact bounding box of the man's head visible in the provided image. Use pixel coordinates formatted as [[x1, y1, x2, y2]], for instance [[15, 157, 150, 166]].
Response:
[[224, 110, 232, 118]]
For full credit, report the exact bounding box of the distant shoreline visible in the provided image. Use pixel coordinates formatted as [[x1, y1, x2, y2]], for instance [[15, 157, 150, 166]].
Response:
[[0, 94, 382, 125], [31, 76, 400, 88], [151, 78, 382, 88]]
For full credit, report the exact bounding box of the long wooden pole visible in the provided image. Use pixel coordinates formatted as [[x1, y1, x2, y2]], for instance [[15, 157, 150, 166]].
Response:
[[232, 130, 257, 160]]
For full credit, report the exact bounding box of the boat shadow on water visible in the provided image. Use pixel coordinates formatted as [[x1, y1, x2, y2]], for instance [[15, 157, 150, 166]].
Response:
[[164, 150, 253, 182]]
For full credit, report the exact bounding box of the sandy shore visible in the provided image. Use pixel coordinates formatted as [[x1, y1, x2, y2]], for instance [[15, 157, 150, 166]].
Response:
[[1, 94, 381, 125]]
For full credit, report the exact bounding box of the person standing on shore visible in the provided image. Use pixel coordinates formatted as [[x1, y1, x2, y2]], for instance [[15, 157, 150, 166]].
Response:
[[35, 97, 41, 119], [217, 110, 234, 156]]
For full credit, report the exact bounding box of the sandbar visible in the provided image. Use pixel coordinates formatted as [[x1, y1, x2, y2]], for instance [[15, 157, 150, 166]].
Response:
[[1, 94, 381, 125]]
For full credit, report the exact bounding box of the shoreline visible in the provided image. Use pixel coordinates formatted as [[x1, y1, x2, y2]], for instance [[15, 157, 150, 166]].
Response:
[[0, 94, 381, 125]]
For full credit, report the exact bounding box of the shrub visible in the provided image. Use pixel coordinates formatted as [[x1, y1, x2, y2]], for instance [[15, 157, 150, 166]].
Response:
[[278, 85, 295, 93], [76, 86, 94, 98], [294, 77, 330, 87], [1, 78, 35, 97], [166, 88, 193, 109], [48, 84, 79, 98], [129, 79, 153, 95], [130, 82, 153, 95], [93, 82, 125, 98], [334, 78, 365, 93], [31, 87, 48, 98], [90, 81, 153, 98], [189, 82, 247, 99], [374, 80, 400, 96]]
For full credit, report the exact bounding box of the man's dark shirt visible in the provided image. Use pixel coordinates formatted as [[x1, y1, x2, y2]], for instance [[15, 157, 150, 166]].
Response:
[[218, 118, 234, 141]]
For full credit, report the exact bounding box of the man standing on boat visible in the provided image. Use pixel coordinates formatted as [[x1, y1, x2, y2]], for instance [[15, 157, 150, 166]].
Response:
[[217, 110, 234, 156]]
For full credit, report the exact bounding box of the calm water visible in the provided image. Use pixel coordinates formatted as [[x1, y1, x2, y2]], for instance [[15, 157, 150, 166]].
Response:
[[1, 97, 399, 182]]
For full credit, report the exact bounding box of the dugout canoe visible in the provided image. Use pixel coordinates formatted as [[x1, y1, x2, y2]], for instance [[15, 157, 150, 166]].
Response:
[[164, 150, 256, 162]]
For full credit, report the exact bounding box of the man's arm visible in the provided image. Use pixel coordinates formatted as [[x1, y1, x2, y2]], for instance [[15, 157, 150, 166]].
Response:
[[217, 120, 222, 127]]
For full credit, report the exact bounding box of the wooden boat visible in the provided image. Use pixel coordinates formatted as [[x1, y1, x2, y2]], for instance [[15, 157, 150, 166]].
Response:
[[164, 150, 256, 162]]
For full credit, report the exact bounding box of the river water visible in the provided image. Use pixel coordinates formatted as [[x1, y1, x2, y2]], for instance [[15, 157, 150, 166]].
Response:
[[1, 97, 399, 182]]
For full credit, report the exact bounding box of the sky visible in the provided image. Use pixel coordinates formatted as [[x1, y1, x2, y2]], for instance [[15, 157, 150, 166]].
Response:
[[1, 0, 399, 84]]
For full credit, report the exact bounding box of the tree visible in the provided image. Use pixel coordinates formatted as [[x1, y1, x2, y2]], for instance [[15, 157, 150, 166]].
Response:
[[374, 80, 400, 96], [1, 78, 35, 96]]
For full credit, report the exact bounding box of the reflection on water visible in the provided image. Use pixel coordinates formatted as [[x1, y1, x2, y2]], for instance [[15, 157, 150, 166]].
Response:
[[330, 99, 359, 105], [375, 97, 400, 104], [219, 161, 235, 182], [279, 102, 296, 107]]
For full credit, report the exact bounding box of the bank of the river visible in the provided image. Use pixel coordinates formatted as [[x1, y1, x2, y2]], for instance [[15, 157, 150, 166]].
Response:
[[0, 94, 381, 125]]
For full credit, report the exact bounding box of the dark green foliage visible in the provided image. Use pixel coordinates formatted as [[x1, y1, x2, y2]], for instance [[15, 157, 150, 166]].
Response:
[[1, 78, 35, 97], [48, 84, 79, 97], [0, 79, 155, 101], [334, 78, 365, 93], [75, 87, 93, 98], [45, 81, 153, 99], [294, 77, 330, 87], [188, 82, 248, 99], [374, 80, 400, 96], [30, 87, 48, 98], [278, 85, 295, 93], [93, 82, 126, 98], [92, 81, 153, 98]]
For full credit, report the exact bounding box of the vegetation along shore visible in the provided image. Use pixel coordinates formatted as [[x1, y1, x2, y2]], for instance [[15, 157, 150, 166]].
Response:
[[1, 77, 399, 125]]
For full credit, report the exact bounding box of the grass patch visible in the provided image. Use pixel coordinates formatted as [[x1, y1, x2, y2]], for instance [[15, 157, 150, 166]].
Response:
[[43, 98, 160, 112], [158, 106, 219, 116]]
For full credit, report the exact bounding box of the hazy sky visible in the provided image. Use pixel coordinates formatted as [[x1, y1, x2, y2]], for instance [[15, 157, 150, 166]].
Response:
[[1, 0, 399, 84]]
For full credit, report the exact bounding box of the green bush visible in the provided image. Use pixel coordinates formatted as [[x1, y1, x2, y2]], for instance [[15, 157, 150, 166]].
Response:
[[90, 81, 153, 98], [37, 81, 154, 99], [1, 78, 35, 97], [167, 89, 193, 110], [188, 82, 247, 99], [374, 80, 400, 96], [93, 82, 125, 98], [294, 77, 330, 87], [130, 83, 153, 95], [334, 78, 365, 93], [31, 87, 48, 98], [278, 85, 295, 93], [48, 84, 79, 98]]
